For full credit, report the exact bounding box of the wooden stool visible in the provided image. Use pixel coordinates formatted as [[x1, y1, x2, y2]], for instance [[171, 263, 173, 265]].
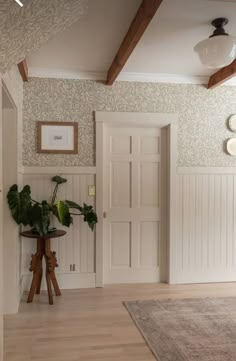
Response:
[[20, 230, 66, 305]]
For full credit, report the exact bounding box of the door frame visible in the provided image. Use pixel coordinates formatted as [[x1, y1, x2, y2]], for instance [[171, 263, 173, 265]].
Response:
[[0, 75, 20, 359], [0, 79, 20, 314], [0, 78, 3, 361], [2, 81, 19, 314], [95, 112, 178, 287]]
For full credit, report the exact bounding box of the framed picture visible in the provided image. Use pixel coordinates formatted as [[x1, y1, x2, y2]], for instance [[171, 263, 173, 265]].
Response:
[[37, 121, 78, 154]]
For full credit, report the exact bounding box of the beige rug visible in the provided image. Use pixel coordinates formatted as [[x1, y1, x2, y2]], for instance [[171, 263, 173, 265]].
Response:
[[124, 298, 236, 361]]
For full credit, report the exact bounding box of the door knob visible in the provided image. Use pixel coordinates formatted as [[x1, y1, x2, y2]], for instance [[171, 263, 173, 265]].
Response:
[[103, 212, 107, 219]]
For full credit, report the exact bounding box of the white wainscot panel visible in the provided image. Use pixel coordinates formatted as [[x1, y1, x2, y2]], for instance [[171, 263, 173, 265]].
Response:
[[140, 163, 159, 207], [110, 135, 131, 155], [139, 222, 159, 267], [110, 222, 131, 268], [111, 162, 131, 208], [21, 171, 96, 294], [140, 136, 159, 155], [175, 170, 236, 284]]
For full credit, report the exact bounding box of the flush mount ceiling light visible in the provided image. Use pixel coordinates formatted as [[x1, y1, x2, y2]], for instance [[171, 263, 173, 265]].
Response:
[[194, 18, 236, 68], [15, 0, 23, 6]]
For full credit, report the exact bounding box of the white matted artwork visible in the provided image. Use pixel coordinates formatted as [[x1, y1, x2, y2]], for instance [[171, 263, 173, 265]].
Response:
[[37, 121, 78, 154]]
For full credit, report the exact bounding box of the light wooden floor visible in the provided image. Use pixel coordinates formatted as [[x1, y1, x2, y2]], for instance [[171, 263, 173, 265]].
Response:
[[4, 283, 236, 361]]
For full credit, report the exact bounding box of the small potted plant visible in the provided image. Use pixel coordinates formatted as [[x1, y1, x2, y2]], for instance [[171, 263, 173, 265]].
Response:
[[7, 175, 97, 236]]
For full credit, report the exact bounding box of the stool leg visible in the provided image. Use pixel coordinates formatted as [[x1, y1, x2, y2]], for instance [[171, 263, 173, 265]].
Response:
[[45, 255, 53, 305], [27, 270, 39, 303], [49, 251, 61, 296], [45, 239, 61, 303], [36, 263, 43, 295], [27, 254, 41, 303], [50, 270, 61, 296]]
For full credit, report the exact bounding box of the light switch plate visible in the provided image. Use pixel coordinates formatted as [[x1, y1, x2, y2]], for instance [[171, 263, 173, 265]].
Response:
[[88, 185, 96, 196]]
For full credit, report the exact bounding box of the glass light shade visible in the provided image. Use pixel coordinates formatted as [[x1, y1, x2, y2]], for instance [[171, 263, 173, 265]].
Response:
[[194, 35, 236, 68]]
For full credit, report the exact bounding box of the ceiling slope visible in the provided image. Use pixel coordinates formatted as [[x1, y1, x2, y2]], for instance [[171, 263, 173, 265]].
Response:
[[0, 0, 88, 73], [26, 0, 236, 83], [27, 0, 141, 76]]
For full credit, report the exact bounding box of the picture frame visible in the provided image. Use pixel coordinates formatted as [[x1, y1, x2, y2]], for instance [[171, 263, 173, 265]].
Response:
[[37, 121, 78, 154]]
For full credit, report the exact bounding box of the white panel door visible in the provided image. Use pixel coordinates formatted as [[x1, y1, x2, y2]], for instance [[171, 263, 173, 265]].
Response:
[[104, 126, 162, 284]]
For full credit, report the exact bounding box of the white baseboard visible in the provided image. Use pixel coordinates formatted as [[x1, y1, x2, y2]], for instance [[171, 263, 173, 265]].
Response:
[[104, 269, 160, 284], [174, 269, 236, 284], [20, 272, 96, 297]]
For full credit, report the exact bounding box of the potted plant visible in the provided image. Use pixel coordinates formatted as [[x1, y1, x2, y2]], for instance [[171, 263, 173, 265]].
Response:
[[7, 175, 97, 236]]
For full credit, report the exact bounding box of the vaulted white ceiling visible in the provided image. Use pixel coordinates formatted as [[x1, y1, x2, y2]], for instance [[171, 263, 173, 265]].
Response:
[[26, 0, 236, 82], [27, 0, 141, 75]]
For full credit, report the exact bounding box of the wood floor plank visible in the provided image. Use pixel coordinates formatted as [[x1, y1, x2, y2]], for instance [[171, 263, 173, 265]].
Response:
[[5, 283, 236, 360]]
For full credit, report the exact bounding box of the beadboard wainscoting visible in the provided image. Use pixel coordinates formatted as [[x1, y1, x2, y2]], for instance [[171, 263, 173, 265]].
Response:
[[20, 166, 236, 291], [20, 167, 96, 295], [175, 167, 236, 284]]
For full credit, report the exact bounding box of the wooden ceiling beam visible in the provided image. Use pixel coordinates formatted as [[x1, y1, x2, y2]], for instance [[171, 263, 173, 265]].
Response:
[[17, 59, 29, 82], [106, 0, 163, 85], [208, 59, 236, 89]]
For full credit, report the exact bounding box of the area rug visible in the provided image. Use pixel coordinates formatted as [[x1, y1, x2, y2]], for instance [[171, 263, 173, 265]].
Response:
[[124, 297, 236, 361]]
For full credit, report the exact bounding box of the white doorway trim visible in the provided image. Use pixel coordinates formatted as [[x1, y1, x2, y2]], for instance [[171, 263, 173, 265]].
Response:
[[2, 80, 17, 111], [2, 80, 19, 315], [0, 75, 20, 360], [95, 112, 178, 286], [0, 78, 3, 361]]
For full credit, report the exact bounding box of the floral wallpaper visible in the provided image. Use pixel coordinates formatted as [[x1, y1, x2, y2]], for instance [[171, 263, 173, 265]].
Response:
[[0, 0, 88, 73], [23, 77, 236, 167]]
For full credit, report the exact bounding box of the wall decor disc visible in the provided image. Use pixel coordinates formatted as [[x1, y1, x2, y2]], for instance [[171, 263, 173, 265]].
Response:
[[227, 138, 236, 156], [228, 114, 236, 132]]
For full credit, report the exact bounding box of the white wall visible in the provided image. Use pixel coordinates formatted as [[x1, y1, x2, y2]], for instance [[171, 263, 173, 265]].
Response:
[[172, 167, 236, 284], [21, 134, 236, 286], [0, 66, 23, 360], [1, 67, 23, 316], [22, 165, 236, 286]]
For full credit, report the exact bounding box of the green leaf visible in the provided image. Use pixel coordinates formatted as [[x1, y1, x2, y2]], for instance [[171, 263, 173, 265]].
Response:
[[80, 203, 98, 231], [51, 204, 59, 219], [51, 176, 67, 185], [31, 227, 56, 234], [56, 200, 73, 227], [7, 184, 32, 226], [65, 200, 97, 231], [30, 201, 50, 236], [64, 200, 83, 212]]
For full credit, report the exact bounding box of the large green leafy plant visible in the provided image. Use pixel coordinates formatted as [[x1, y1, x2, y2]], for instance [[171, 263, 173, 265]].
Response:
[[7, 176, 97, 236]]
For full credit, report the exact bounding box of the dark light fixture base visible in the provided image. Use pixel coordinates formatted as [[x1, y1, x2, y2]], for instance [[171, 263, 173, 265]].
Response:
[[210, 17, 229, 37]]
